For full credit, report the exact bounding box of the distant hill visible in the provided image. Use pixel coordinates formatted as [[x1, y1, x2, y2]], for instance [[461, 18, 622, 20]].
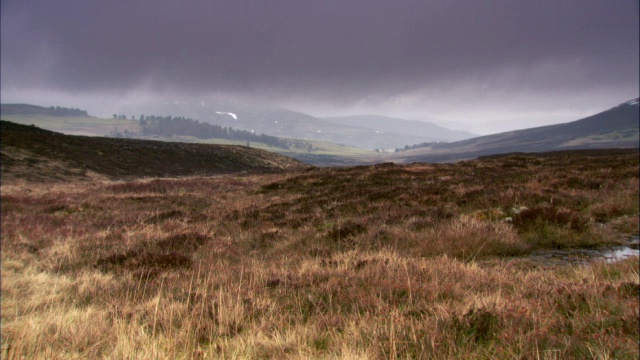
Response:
[[121, 100, 467, 150], [0, 105, 374, 166], [0, 103, 89, 117], [238, 108, 438, 150], [321, 115, 476, 143], [1, 101, 446, 150], [0, 121, 307, 182], [0, 109, 139, 138], [192, 106, 443, 150], [392, 98, 640, 163]]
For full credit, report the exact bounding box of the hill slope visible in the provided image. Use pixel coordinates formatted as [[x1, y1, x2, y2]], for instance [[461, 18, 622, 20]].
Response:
[[321, 114, 476, 142], [0, 103, 89, 116], [200, 107, 440, 150], [0, 121, 307, 182], [393, 98, 639, 162], [119, 100, 465, 150]]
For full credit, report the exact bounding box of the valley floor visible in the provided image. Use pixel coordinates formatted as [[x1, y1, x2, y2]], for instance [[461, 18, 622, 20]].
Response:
[[2, 150, 639, 359]]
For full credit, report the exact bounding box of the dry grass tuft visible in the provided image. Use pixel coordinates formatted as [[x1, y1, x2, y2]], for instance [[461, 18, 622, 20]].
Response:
[[421, 215, 530, 260]]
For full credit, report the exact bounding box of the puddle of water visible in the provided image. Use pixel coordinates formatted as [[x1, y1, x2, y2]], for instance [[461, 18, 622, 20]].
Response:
[[600, 246, 640, 263], [527, 236, 640, 266]]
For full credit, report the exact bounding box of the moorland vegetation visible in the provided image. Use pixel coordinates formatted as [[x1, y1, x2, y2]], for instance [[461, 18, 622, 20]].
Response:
[[0, 121, 306, 182], [1, 148, 639, 359]]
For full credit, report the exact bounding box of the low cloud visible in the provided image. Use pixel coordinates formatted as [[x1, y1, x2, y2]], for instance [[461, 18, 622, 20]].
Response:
[[1, 0, 638, 131]]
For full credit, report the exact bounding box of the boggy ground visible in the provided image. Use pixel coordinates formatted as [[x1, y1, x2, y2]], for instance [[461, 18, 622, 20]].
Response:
[[2, 149, 638, 359]]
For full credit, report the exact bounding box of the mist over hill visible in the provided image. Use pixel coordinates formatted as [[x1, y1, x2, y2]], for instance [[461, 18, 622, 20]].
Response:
[[118, 100, 470, 150], [3, 98, 637, 167], [322, 115, 475, 142]]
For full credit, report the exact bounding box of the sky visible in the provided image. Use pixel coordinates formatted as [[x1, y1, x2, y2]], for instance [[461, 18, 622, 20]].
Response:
[[1, 0, 638, 134]]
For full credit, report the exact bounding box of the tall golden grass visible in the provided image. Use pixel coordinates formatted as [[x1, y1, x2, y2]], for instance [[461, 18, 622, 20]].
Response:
[[2, 150, 638, 359]]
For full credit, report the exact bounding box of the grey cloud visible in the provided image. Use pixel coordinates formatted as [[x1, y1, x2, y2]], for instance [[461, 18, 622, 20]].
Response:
[[1, 0, 638, 120]]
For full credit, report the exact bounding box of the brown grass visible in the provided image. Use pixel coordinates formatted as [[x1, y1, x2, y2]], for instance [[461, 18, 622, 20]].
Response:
[[2, 150, 638, 359]]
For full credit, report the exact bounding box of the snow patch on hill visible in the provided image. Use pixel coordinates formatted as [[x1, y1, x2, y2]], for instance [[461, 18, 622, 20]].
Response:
[[216, 111, 238, 120]]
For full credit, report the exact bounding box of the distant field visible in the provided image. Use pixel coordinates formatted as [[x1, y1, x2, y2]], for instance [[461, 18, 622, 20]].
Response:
[[561, 129, 640, 147], [288, 139, 373, 156], [0, 114, 140, 137], [158, 135, 373, 157], [161, 137, 375, 166]]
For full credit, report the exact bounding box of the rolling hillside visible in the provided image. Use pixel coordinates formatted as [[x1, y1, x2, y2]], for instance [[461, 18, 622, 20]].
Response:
[[322, 114, 475, 143], [0, 105, 377, 166], [0, 121, 307, 182], [392, 98, 639, 163], [191, 106, 446, 150], [0, 103, 88, 116], [117, 100, 467, 150], [0, 104, 139, 137]]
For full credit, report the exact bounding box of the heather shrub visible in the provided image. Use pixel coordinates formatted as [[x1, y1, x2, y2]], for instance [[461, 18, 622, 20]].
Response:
[[512, 206, 590, 232], [326, 220, 367, 241], [2, 149, 638, 359]]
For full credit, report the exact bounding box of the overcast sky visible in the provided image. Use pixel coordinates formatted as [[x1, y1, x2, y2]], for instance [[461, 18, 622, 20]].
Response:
[[2, 0, 638, 134]]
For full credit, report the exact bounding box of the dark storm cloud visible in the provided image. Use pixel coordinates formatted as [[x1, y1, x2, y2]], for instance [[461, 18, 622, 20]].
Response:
[[1, 0, 638, 113]]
